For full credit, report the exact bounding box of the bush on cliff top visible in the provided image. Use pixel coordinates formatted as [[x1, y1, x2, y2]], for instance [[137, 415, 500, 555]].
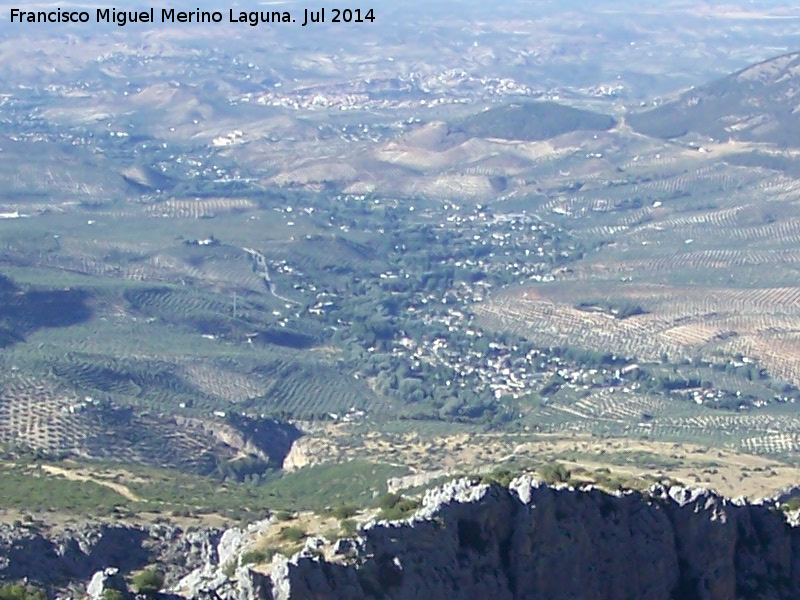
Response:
[[0, 584, 46, 600], [377, 492, 421, 520], [131, 568, 164, 597]]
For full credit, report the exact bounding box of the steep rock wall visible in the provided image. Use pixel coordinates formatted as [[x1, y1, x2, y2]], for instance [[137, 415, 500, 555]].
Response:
[[268, 478, 800, 600], [2, 479, 799, 600]]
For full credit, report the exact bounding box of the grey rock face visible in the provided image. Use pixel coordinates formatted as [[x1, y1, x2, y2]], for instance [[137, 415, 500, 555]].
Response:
[[265, 478, 800, 600], [170, 518, 274, 600], [332, 539, 356, 556], [0, 518, 273, 600], [0, 522, 226, 597], [86, 567, 128, 600], [0, 524, 151, 584], [4, 480, 800, 600]]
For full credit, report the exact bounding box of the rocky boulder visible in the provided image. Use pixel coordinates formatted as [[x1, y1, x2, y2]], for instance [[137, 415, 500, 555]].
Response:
[[86, 567, 128, 600]]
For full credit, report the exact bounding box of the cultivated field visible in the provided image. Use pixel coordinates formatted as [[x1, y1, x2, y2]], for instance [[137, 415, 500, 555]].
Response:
[[4, 0, 800, 519]]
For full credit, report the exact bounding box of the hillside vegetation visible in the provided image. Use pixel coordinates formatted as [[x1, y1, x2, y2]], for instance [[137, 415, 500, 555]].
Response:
[[454, 101, 617, 141]]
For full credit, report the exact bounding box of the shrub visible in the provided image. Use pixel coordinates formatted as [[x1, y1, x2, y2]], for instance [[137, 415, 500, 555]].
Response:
[[377, 493, 402, 510], [539, 463, 572, 484], [102, 590, 124, 600], [0, 584, 46, 600], [131, 569, 164, 596], [279, 526, 307, 543], [376, 493, 420, 520], [240, 548, 276, 566], [222, 561, 236, 578], [340, 519, 358, 536], [782, 498, 800, 512], [480, 468, 517, 487], [331, 504, 358, 520]]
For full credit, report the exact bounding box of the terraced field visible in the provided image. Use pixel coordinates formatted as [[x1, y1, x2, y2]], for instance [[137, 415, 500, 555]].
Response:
[[9, 120, 800, 473], [477, 129, 800, 386], [0, 371, 300, 474], [8, 39, 800, 500], [0, 205, 393, 471], [478, 281, 800, 387]]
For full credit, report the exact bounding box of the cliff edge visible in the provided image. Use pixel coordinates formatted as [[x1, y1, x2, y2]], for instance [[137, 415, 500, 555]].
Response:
[[3, 477, 800, 600], [267, 477, 800, 600]]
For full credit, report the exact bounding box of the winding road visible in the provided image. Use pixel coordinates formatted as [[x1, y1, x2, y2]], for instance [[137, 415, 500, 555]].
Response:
[[241, 247, 297, 305]]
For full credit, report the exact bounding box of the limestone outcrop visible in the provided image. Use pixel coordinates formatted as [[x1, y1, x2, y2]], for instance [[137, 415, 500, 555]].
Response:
[[262, 478, 800, 600], [3, 479, 800, 600]]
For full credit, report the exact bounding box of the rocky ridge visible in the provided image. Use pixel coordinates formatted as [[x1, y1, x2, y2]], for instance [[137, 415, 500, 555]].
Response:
[[262, 477, 800, 600], [3, 478, 800, 599]]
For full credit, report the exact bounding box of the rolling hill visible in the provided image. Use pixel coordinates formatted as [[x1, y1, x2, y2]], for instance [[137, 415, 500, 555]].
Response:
[[453, 101, 617, 141]]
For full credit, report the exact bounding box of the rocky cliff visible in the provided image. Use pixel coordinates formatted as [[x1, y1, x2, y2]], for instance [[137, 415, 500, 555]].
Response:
[[0, 521, 223, 588], [266, 478, 800, 600], [3, 478, 800, 600]]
